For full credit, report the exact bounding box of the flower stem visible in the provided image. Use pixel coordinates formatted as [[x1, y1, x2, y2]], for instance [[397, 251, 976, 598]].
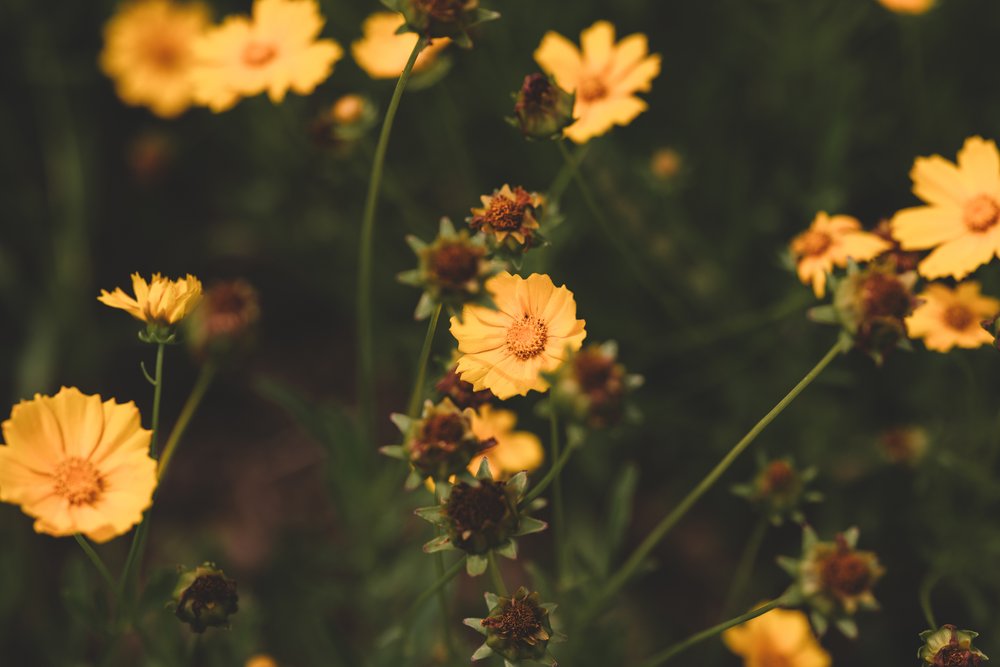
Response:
[[584, 339, 846, 623], [357, 37, 426, 446], [157, 362, 216, 482], [433, 551, 457, 662], [549, 411, 568, 585], [722, 514, 769, 614], [522, 433, 575, 506], [74, 534, 117, 596], [407, 303, 443, 419], [636, 597, 788, 667], [488, 551, 508, 597], [398, 555, 466, 647], [919, 572, 941, 629], [150, 342, 165, 458]]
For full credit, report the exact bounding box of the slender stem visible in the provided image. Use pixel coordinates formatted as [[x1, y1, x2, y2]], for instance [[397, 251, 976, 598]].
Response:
[[584, 339, 846, 623], [549, 411, 568, 585], [637, 598, 787, 667], [399, 555, 465, 645], [157, 362, 216, 482], [919, 572, 941, 629], [433, 551, 456, 662], [150, 342, 165, 457], [407, 303, 442, 419], [723, 515, 769, 614], [74, 534, 117, 595], [488, 551, 508, 597], [357, 38, 426, 447], [522, 432, 575, 505], [547, 143, 589, 206]]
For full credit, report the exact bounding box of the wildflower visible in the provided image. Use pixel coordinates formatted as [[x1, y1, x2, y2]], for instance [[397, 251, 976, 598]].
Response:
[[465, 587, 560, 665], [468, 185, 546, 254], [722, 605, 831, 667], [534, 21, 661, 144], [467, 405, 543, 481], [878, 0, 935, 15], [351, 12, 449, 80], [185, 279, 260, 359], [0, 387, 156, 543], [309, 94, 378, 148], [791, 213, 891, 298], [731, 456, 822, 525], [436, 365, 495, 411], [245, 656, 278, 667], [450, 272, 587, 400], [384, 0, 499, 48], [877, 425, 929, 466], [99, 0, 210, 118], [906, 281, 1000, 352], [99, 272, 203, 342], [550, 341, 642, 429], [191, 0, 343, 112], [171, 562, 239, 632], [511, 73, 575, 140], [891, 137, 1000, 279], [919, 625, 988, 666]]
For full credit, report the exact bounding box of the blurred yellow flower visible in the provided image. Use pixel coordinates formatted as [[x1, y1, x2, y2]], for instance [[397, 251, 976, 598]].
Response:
[[906, 281, 999, 352], [534, 21, 660, 144], [245, 656, 278, 667], [877, 0, 934, 14], [791, 212, 890, 298], [99, 0, 211, 118], [892, 136, 1000, 279], [450, 272, 586, 400], [723, 606, 831, 667], [467, 405, 543, 480], [351, 12, 449, 79], [191, 0, 343, 112], [98, 272, 203, 326], [0, 387, 156, 543]]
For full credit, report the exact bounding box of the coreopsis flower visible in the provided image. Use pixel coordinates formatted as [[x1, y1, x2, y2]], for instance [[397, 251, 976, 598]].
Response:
[[464, 587, 560, 666], [549, 341, 642, 430], [534, 21, 661, 144], [723, 605, 831, 667], [170, 562, 239, 632], [878, 0, 935, 14], [919, 625, 988, 666], [467, 405, 543, 480], [779, 526, 884, 637], [906, 281, 1000, 352], [99, 0, 211, 118], [731, 456, 822, 526], [468, 185, 546, 255], [891, 137, 1000, 280], [383, 0, 499, 48], [0, 387, 157, 543], [436, 365, 495, 411], [416, 460, 546, 575], [191, 0, 343, 112], [450, 272, 587, 400], [351, 12, 450, 80], [877, 425, 929, 466], [99, 272, 203, 342], [791, 213, 891, 299], [185, 279, 260, 360], [511, 73, 575, 140]]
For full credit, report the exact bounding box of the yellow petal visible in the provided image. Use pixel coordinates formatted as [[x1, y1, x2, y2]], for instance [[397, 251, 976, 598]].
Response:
[[580, 20, 615, 68], [534, 31, 583, 91], [957, 136, 1000, 196], [910, 155, 969, 207], [918, 232, 999, 279], [891, 205, 966, 249]]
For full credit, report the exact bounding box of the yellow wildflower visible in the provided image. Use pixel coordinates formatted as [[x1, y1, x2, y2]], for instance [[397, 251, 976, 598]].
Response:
[[891, 136, 1000, 279], [450, 272, 586, 400], [723, 605, 831, 667], [877, 0, 934, 14], [791, 212, 890, 298], [534, 21, 661, 144], [0, 387, 157, 543], [99, 0, 211, 118], [191, 0, 343, 112], [351, 12, 449, 79], [99, 272, 203, 326], [906, 281, 1000, 352], [467, 405, 543, 480], [246, 654, 278, 667]]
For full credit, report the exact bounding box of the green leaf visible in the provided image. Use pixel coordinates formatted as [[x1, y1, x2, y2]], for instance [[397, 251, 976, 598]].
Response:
[[467, 554, 488, 576], [495, 539, 518, 560], [423, 535, 452, 553], [514, 516, 548, 536], [463, 618, 488, 636], [471, 643, 493, 660]]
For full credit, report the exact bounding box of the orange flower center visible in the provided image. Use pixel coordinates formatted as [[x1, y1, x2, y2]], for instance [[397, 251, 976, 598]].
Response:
[[791, 230, 832, 258], [145, 38, 183, 72], [819, 550, 872, 597], [484, 195, 529, 231], [242, 42, 278, 68], [577, 76, 608, 103], [506, 315, 548, 360], [53, 457, 106, 506], [963, 194, 1000, 233], [943, 303, 975, 331]]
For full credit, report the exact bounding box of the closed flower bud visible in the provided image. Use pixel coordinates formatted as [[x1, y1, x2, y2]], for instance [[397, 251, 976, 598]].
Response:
[[397, 398, 496, 482], [919, 625, 988, 666], [170, 563, 239, 633], [512, 73, 575, 140], [731, 456, 821, 525], [550, 341, 642, 429], [436, 364, 495, 411]]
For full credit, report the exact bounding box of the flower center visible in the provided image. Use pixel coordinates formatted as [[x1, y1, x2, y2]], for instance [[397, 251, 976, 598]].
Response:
[[482, 598, 543, 640], [430, 241, 483, 289], [446, 481, 509, 535], [53, 457, 106, 506], [963, 194, 1000, 233], [506, 315, 548, 360], [792, 230, 832, 258], [944, 303, 975, 331], [577, 76, 608, 103], [935, 645, 983, 667], [146, 39, 183, 72], [760, 460, 796, 495], [861, 272, 912, 319], [242, 42, 277, 68], [485, 196, 529, 231], [819, 550, 872, 597]]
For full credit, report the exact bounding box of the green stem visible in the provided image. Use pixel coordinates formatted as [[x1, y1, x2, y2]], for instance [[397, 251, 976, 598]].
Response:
[[550, 411, 568, 585], [584, 339, 846, 623], [157, 362, 216, 482], [488, 551, 508, 597], [398, 555, 465, 646], [637, 597, 787, 667], [407, 303, 443, 419], [357, 38, 426, 447], [547, 143, 588, 206], [433, 551, 456, 662], [150, 342, 165, 457], [722, 515, 769, 614], [522, 431, 575, 506], [74, 534, 117, 595], [919, 572, 941, 629]]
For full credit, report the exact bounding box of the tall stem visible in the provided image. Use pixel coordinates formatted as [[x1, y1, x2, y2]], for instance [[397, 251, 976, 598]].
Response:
[[150, 342, 165, 457], [549, 411, 568, 585], [407, 303, 442, 419], [488, 551, 509, 597], [157, 362, 216, 482], [357, 38, 425, 446]]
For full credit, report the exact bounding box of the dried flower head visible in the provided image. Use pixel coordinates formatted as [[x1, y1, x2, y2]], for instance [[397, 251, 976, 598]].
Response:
[[464, 587, 560, 665], [436, 364, 495, 411], [170, 562, 239, 632], [468, 185, 546, 253], [511, 73, 575, 140], [732, 455, 821, 525], [384, 0, 499, 48], [919, 625, 988, 666], [550, 341, 642, 429]]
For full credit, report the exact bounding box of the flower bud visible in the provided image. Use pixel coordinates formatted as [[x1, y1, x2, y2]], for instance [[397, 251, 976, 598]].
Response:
[[477, 588, 556, 663], [550, 341, 642, 429], [436, 365, 494, 411], [919, 625, 988, 666], [512, 73, 575, 140], [170, 563, 239, 633], [398, 398, 496, 481], [731, 456, 821, 525], [383, 0, 499, 48]]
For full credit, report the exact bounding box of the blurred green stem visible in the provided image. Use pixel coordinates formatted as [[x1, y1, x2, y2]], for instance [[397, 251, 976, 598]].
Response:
[[157, 362, 216, 481], [522, 433, 575, 506], [548, 144, 588, 205], [919, 572, 941, 629], [399, 556, 465, 647], [148, 343, 166, 457], [73, 534, 117, 599], [723, 515, 768, 614], [407, 303, 442, 419], [488, 551, 508, 597], [550, 411, 568, 586], [357, 38, 426, 447]]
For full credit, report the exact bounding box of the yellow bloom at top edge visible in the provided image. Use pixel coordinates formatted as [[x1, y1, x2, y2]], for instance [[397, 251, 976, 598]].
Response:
[[723, 605, 831, 667], [99, 0, 211, 118], [351, 12, 450, 79], [450, 272, 586, 400], [0, 387, 157, 543], [790, 212, 890, 298], [191, 0, 343, 112], [467, 405, 543, 480], [534, 20, 661, 144], [246, 656, 279, 667], [877, 0, 934, 15], [891, 136, 1000, 280], [98, 272, 203, 325], [906, 281, 1000, 352]]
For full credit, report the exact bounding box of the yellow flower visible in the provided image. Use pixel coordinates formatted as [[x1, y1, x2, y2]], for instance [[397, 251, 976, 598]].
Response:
[[245, 656, 278, 667], [450, 272, 586, 400], [99, 0, 211, 118], [891, 136, 1000, 280], [723, 606, 831, 667], [791, 212, 890, 298], [877, 0, 934, 14], [351, 12, 449, 79], [99, 272, 203, 326], [906, 281, 1000, 352], [467, 405, 543, 480], [0, 387, 157, 543], [534, 21, 661, 144], [191, 0, 343, 112]]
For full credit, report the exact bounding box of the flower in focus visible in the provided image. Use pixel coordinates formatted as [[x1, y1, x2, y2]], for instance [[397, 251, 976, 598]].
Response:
[[722, 604, 831, 667], [891, 137, 1000, 279], [550, 341, 642, 430], [450, 272, 586, 400], [467, 405, 543, 480], [464, 587, 560, 665], [185, 279, 261, 359], [919, 625, 988, 666], [100, 0, 211, 118], [534, 21, 661, 144], [0, 387, 156, 543], [191, 0, 343, 112], [511, 73, 575, 140], [878, 0, 935, 15], [877, 425, 929, 466], [99, 272, 203, 341], [171, 562, 239, 632], [468, 185, 546, 253], [351, 12, 449, 79], [731, 456, 822, 525], [436, 364, 495, 411], [906, 281, 1000, 352], [791, 212, 891, 298], [384, 0, 499, 48]]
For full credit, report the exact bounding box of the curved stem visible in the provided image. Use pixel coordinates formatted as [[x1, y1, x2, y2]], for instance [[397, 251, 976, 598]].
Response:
[[407, 303, 443, 419], [357, 38, 426, 446], [74, 534, 117, 596], [549, 411, 568, 585], [157, 362, 216, 482], [149, 342, 165, 457], [488, 551, 508, 597], [919, 572, 942, 629]]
